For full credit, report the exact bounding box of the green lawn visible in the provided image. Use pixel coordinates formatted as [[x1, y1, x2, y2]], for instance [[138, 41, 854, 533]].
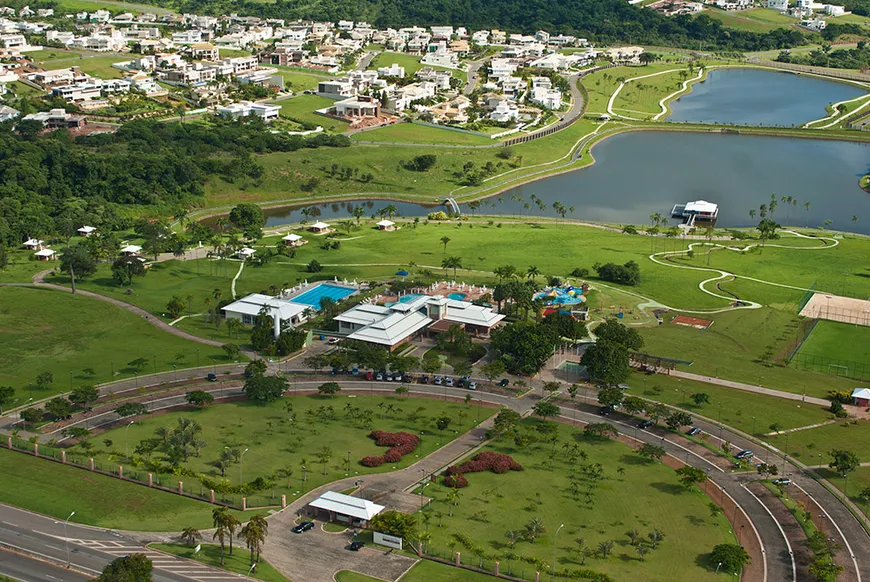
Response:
[[152, 544, 289, 581], [612, 70, 688, 119], [369, 52, 468, 84], [336, 561, 503, 582], [84, 394, 489, 506], [624, 372, 832, 435], [795, 319, 870, 364], [351, 122, 494, 145], [219, 48, 252, 58], [699, 8, 791, 33], [583, 63, 691, 114], [418, 417, 734, 582], [0, 448, 243, 531], [276, 94, 350, 132], [767, 419, 870, 466], [53, 0, 174, 14], [0, 286, 227, 401], [36, 53, 125, 79], [273, 68, 330, 92]]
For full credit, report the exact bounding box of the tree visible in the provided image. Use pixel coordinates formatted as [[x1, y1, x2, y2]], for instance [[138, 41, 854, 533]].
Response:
[[60, 245, 97, 293], [20, 407, 43, 425], [370, 510, 417, 541], [638, 443, 666, 462], [756, 217, 781, 248], [594, 318, 644, 350], [35, 371, 53, 390], [809, 559, 844, 582], [180, 527, 201, 546], [245, 359, 267, 378], [440, 236, 451, 254], [583, 423, 618, 440], [676, 466, 708, 488], [0, 386, 14, 412], [317, 382, 341, 398], [533, 401, 559, 418], [505, 530, 521, 549], [597, 540, 614, 559], [625, 528, 641, 545], [115, 402, 148, 417], [690, 392, 710, 406], [244, 375, 288, 402], [186, 390, 214, 407], [524, 517, 546, 543], [97, 553, 153, 581], [307, 259, 322, 273], [829, 449, 860, 476], [597, 386, 624, 408], [435, 415, 452, 437], [69, 385, 99, 408], [222, 343, 241, 361], [442, 256, 463, 279], [476, 360, 504, 386], [490, 322, 560, 376], [229, 203, 265, 231], [452, 360, 473, 377], [622, 395, 645, 415], [581, 340, 630, 386], [666, 411, 693, 431], [710, 544, 750, 574], [212, 507, 230, 565], [240, 514, 269, 565], [45, 397, 72, 421], [166, 295, 186, 318], [593, 261, 641, 286], [541, 312, 588, 341], [112, 256, 146, 286]]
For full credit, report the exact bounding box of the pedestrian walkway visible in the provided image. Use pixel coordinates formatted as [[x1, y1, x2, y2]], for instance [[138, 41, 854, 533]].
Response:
[[766, 419, 838, 436], [670, 370, 830, 407]]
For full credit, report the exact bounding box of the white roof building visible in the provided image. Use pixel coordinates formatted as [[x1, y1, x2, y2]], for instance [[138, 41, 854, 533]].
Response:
[[120, 244, 143, 255], [236, 247, 256, 259], [223, 293, 309, 326], [33, 248, 56, 259], [22, 238, 43, 248], [77, 225, 97, 236], [282, 233, 304, 243], [308, 491, 384, 523]]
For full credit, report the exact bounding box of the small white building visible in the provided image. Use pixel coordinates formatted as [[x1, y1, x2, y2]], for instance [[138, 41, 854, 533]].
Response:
[[376, 219, 396, 231], [489, 100, 519, 122], [218, 101, 280, 122], [222, 293, 310, 327], [282, 233, 307, 247], [120, 244, 143, 256], [308, 221, 332, 234], [307, 491, 384, 527], [377, 63, 405, 78], [22, 238, 44, 250], [77, 226, 97, 237], [34, 248, 56, 261]]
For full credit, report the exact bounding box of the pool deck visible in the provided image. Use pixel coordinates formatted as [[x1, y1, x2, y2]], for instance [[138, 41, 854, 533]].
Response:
[[283, 280, 361, 307], [377, 282, 491, 306]]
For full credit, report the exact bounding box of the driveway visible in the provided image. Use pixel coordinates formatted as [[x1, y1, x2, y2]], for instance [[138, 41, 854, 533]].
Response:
[[264, 523, 416, 582]]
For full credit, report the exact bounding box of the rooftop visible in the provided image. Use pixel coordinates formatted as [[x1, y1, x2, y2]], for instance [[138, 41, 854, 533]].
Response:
[[309, 491, 385, 520]]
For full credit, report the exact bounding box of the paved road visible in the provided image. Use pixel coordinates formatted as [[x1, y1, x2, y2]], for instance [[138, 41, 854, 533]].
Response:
[[0, 505, 246, 582], [355, 51, 380, 72], [0, 548, 90, 582], [463, 59, 487, 95]]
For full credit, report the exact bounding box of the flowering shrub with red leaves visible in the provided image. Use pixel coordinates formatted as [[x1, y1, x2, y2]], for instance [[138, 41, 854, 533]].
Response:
[[445, 452, 523, 477], [444, 473, 468, 488], [358, 430, 421, 467]]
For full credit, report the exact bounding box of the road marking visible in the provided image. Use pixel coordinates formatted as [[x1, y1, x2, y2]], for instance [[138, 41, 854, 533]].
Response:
[[717, 484, 767, 582], [741, 484, 795, 582], [791, 481, 861, 582]]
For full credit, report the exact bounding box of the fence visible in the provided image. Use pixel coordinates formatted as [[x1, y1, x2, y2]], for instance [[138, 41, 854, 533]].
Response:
[[791, 353, 870, 381], [4, 435, 286, 511], [782, 318, 818, 363], [747, 59, 870, 82], [423, 544, 537, 581]]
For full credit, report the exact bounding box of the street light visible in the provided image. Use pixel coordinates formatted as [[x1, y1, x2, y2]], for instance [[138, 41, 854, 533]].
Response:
[[240, 448, 249, 485], [552, 523, 564, 582], [64, 510, 76, 568], [125, 420, 135, 458]]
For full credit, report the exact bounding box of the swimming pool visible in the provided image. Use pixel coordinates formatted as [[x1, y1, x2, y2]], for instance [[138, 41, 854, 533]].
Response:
[[398, 294, 426, 303], [447, 293, 466, 301], [534, 285, 584, 307], [291, 283, 356, 308]]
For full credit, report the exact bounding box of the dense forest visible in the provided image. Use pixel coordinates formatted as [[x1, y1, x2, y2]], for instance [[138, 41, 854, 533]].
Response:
[[0, 118, 349, 245], [57, 0, 812, 51]]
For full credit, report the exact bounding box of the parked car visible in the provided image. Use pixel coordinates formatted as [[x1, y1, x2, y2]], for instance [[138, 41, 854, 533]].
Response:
[[385, 372, 393, 381], [638, 419, 654, 429], [772, 478, 792, 486], [617, 383, 630, 390], [434, 376, 443, 385], [207, 373, 217, 382], [445, 377, 454, 387], [349, 541, 365, 551], [420, 375, 429, 384], [376, 373, 384, 381], [498, 379, 509, 387], [736, 450, 754, 460], [327, 337, 341, 345], [402, 374, 412, 383], [687, 427, 702, 436], [365, 371, 374, 381], [598, 406, 613, 416], [468, 381, 477, 390], [291, 521, 315, 534], [393, 373, 403, 383]]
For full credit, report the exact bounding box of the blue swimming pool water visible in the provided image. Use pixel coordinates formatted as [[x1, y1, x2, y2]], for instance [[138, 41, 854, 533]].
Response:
[[447, 293, 466, 301], [292, 284, 356, 308], [397, 294, 425, 303]]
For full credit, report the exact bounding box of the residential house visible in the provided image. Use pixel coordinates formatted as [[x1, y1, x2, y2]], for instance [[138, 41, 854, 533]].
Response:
[[389, 81, 436, 112], [22, 238, 44, 250], [421, 47, 459, 69], [489, 98, 519, 122], [332, 95, 381, 118], [471, 30, 490, 45], [852, 388, 870, 407], [430, 26, 453, 40], [490, 29, 506, 44], [223, 293, 310, 327], [22, 108, 88, 128], [189, 43, 219, 61], [218, 100, 281, 121], [428, 94, 470, 123], [34, 249, 57, 261], [317, 79, 356, 99], [77, 226, 97, 237], [489, 58, 517, 80], [377, 63, 405, 78], [0, 104, 19, 121], [416, 67, 452, 90]]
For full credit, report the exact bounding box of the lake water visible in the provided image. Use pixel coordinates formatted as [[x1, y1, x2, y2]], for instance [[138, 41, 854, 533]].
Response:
[[262, 69, 870, 234], [666, 68, 867, 127]]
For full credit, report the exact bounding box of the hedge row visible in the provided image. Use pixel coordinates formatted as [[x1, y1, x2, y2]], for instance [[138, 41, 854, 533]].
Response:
[[360, 430, 421, 467]]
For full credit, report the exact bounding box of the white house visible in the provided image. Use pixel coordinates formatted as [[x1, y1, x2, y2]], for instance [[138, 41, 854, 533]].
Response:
[[421, 48, 460, 69], [282, 233, 307, 247], [223, 293, 310, 327], [766, 0, 788, 10], [801, 19, 827, 30], [34, 248, 56, 261], [0, 104, 19, 121], [236, 247, 256, 260], [531, 85, 562, 110], [218, 101, 280, 121], [317, 79, 356, 99], [489, 99, 519, 122], [22, 238, 44, 250], [120, 244, 142, 256], [77, 225, 97, 237], [308, 221, 332, 234], [377, 63, 405, 78], [489, 58, 517, 80]]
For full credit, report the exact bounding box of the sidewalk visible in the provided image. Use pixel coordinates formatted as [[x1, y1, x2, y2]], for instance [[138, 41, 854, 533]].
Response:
[[671, 370, 831, 407]]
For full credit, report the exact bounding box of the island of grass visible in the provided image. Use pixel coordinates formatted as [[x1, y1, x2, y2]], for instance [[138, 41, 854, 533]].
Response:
[[401, 415, 734, 581], [861, 173, 870, 192]]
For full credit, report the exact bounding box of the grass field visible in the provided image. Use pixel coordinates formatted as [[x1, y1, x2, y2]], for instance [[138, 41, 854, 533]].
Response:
[[624, 372, 832, 435], [0, 286, 227, 401], [699, 8, 793, 32], [583, 63, 692, 114], [0, 448, 242, 530], [368, 52, 468, 84], [86, 394, 489, 504], [276, 94, 350, 132], [35, 53, 125, 79], [53, 0, 174, 14], [152, 544, 289, 581], [417, 417, 733, 581], [336, 561, 500, 582], [612, 70, 688, 119], [767, 419, 870, 465], [795, 320, 870, 364], [351, 122, 495, 145], [219, 49, 252, 58], [273, 68, 330, 92]]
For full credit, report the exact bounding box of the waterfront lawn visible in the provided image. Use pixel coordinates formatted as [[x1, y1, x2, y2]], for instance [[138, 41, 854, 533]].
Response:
[[0, 287, 227, 400], [583, 63, 691, 114], [36, 53, 125, 79], [612, 70, 687, 118], [635, 306, 858, 397], [276, 94, 349, 132], [0, 448, 242, 531], [152, 544, 289, 582], [624, 372, 832, 435], [86, 395, 489, 503], [419, 417, 734, 582], [796, 320, 870, 366], [350, 122, 494, 145]]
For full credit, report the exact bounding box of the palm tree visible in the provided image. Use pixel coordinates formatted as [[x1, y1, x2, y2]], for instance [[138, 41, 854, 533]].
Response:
[[212, 507, 229, 565], [241, 514, 268, 565], [524, 517, 545, 543], [505, 530, 520, 549], [625, 528, 640, 545], [597, 540, 614, 559], [442, 256, 462, 279], [180, 527, 201, 546], [526, 265, 540, 281], [804, 201, 811, 227], [440, 236, 451, 254], [353, 206, 366, 224], [748, 209, 756, 220], [636, 544, 649, 561], [383, 204, 398, 219], [226, 514, 241, 556], [446, 488, 460, 516], [853, 215, 859, 225]]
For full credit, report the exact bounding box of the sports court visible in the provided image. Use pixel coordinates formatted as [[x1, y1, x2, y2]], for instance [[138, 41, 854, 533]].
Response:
[[799, 293, 870, 327]]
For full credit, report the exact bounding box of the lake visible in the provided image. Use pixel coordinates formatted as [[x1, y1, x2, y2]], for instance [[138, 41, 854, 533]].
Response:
[[262, 69, 870, 234], [666, 68, 867, 127]]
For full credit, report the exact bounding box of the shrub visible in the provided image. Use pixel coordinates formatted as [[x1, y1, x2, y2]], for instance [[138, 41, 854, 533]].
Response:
[[359, 430, 420, 467], [361, 456, 383, 467], [445, 451, 523, 477], [444, 473, 468, 488]]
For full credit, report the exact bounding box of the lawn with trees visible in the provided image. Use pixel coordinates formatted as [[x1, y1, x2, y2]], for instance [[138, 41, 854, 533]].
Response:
[[417, 415, 734, 581], [83, 394, 491, 506]]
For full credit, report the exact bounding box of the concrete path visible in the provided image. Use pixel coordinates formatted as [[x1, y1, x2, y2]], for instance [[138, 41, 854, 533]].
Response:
[[670, 371, 830, 407]]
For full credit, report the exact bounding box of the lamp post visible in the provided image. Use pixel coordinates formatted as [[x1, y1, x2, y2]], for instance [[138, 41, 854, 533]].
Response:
[[20, 397, 33, 431], [125, 420, 135, 458], [751, 416, 756, 437], [64, 510, 76, 568], [346, 450, 351, 473], [240, 448, 249, 485], [552, 523, 564, 582]]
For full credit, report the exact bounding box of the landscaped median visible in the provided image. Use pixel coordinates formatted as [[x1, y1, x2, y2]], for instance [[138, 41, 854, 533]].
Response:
[[151, 543, 289, 582]]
